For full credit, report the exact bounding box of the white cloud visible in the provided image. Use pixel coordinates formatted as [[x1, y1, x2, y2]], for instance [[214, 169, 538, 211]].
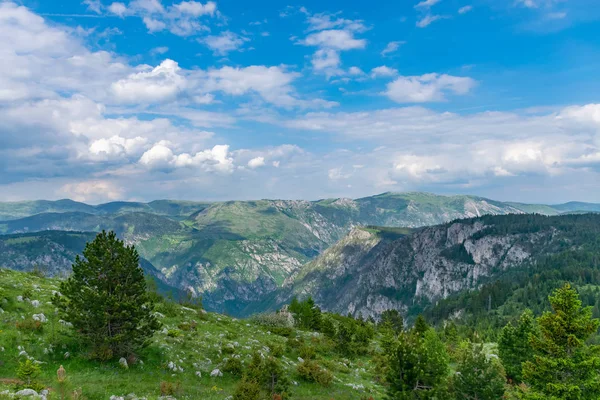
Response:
[[458, 5, 473, 14], [415, 0, 441, 9], [108, 2, 128, 17], [139, 143, 234, 173], [385, 73, 476, 102], [204, 66, 334, 108], [142, 16, 167, 32], [108, 0, 219, 36], [306, 12, 367, 32], [83, 0, 103, 14], [371, 66, 398, 78], [174, 1, 217, 16], [131, 0, 164, 14], [381, 41, 405, 56], [111, 59, 187, 104], [311, 49, 343, 77], [516, 0, 539, 8], [417, 14, 447, 27], [348, 66, 365, 76], [89, 136, 148, 157], [200, 31, 250, 55], [60, 180, 123, 203], [151, 46, 169, 55], [248, 156, 266, 168], [301, 29, 366, 50]]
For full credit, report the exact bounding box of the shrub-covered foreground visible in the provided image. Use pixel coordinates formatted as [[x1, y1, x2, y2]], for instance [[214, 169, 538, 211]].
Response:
[[0, 268, 383, 399], [2, 241, 599, 400]]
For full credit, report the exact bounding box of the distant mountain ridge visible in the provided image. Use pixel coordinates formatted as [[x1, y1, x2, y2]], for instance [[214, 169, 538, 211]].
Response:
[[0, 192, 599, 316], [279, 213, 600, 319]]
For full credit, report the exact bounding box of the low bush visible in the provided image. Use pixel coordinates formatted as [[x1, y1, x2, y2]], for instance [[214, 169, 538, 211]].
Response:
[[250, 311, 294, 329], [233, 379, 261, 400], [16, 318, 43, 332], [222, 357, 243, 375], [297, 360, 333, 387], [159, 381, 181, 396]]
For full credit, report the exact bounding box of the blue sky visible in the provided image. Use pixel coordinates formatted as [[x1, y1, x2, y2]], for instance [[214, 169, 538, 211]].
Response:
[[1, 0, 599, 203]]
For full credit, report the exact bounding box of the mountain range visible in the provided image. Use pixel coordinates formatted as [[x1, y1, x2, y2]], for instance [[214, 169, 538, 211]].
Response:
[[1, 192, 599, 316]]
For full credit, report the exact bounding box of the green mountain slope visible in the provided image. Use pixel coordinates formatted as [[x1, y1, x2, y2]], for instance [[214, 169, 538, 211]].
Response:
[[282, 213, 600, 320], [0, 193, 599, 316]]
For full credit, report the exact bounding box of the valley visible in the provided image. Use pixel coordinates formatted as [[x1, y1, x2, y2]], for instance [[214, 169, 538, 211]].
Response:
[[1, 192, 599, 316]]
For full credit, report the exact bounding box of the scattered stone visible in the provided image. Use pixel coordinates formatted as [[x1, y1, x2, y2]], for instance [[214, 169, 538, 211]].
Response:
[[15, 388, 38, 397], [64, 351, 70, 359], [17, 295, 23, 302], [31, 300, 40, 308], [210, 368, 223, 377], [195, 371, 202, 378], [119, 357, 128, 369], [32, 313, 47, 322]]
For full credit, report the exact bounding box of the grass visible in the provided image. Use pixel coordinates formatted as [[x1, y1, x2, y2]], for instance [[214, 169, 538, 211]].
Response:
[[0, 268, 384, 399]]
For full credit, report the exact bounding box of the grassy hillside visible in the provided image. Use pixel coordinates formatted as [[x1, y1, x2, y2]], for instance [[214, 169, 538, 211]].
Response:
[[0, 269, 383, 400]]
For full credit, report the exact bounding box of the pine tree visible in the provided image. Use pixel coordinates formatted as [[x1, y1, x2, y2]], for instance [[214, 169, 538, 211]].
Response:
[[413, 314, 430, 337], [451, 341, 506, 400], [522, 284, 600, 399], [498, 309, 535, 383], [386, 328, 449, 399], [53, 230, 160, 359], [381, 309, 404, 333]]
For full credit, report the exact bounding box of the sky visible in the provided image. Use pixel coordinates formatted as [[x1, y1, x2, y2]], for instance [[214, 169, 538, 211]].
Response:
[[1, 0, 600, 204]]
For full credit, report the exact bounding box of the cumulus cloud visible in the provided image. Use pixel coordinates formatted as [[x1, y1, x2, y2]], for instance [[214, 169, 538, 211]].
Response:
[[139, 143, 234, 173], [385, 73, 476, 102], [371, 66, 398, 78], [107, 0, 219, 36], [111, 59, 186, 104], [296, 10, 368, 77], [248, 156, 266, 168], [301, 29, 366, 50], [108, 2, 128, 17], [89, 136, 148, 158], [174, 1, 217, 16], [311, 49, 343, 77], [204, 66, 335, 108], [199, 31, 250, 55], [60, 180, 124, 203]]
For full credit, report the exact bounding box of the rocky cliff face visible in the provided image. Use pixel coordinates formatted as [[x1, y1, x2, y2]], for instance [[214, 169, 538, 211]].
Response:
[[285, 214, 592, 319]]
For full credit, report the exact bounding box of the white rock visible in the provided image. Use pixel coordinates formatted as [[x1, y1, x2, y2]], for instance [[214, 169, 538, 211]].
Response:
[[297, 357, 304, 363], [15, 388, 38, 396], [31, 300, 40, 308], [210, 368, 223, 377], [17, 295, 23, 302], [195, 371, 202, 377], [32, 313, 47, 322], [119, 357, 128, 369], [18, 350, 28, 357]]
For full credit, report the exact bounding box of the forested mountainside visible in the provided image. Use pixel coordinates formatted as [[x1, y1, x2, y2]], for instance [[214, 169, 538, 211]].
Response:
[[280, 213, 600, 321], [1, 192, 599, 316]]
